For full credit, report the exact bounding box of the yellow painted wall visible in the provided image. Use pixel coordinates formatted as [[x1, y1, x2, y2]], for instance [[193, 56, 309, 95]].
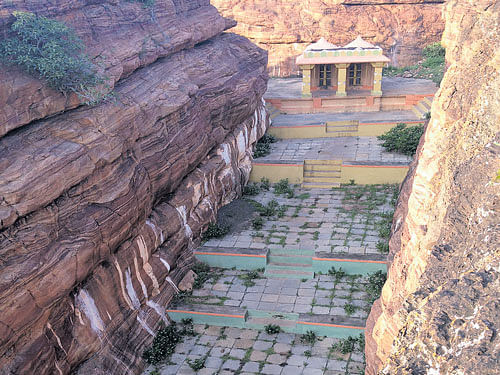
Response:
[[250, 164, 303, 184], [268, 126, 326, 139], [357, 123, 397, 137], [340, 165, 409, 184]]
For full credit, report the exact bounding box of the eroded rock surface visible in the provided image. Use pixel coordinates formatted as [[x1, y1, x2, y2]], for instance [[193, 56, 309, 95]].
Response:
[[212, 0, 445, 76], [0, 1, 269, 374], [365, 0, 499, 373]]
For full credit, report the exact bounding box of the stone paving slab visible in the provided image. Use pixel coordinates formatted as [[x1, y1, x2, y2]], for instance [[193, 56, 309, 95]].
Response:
[[144, 324, 365, 375], [171, 268, 371, 322], [254, 136, 412, 164], [204, 185, 396, 257], [264, 77, 438, 99], [271, 110, 420, 127]]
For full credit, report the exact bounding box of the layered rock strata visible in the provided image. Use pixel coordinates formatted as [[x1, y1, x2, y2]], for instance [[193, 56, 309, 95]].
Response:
[[0, 0, 233, 136], [365, 0, 499, 373], [0, 1, 269, 373], [212, 0, 445, 76]]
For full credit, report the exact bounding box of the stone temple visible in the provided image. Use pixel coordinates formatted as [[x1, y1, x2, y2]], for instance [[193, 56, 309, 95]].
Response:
[[296, 36, 391, 97]]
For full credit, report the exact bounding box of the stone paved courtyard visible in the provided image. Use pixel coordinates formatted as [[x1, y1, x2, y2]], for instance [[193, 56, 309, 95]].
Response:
[[254, 136, 412, 164], [145, 323, 365, 375], [204, 184, 396, 256], [184, 268, 372, 319]]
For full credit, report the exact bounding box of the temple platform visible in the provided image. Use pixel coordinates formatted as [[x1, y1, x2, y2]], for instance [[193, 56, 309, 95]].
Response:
[[265, 77, 437, 115]]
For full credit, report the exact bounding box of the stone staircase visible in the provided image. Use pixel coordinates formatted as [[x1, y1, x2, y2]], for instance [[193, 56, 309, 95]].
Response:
[[264, 248, 314, 279], [411, 97, 432, 119], [265, 102, 281, 121], [325, 120, 359, 137], [302, 159, 342, 189]]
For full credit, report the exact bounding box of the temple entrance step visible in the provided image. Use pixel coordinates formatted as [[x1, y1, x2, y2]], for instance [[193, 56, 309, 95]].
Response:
[[325, 121, 358, 137], [303, 160, 341, 189], [412, 97, 432, 119], [264, 267, 314, 279], [265, 102, 281, 120]]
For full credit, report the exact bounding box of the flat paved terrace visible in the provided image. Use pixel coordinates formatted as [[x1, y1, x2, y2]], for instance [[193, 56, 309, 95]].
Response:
[[271, 110, 420, 127], [264, 77, 438, 99], [256, 137, 412, 165]]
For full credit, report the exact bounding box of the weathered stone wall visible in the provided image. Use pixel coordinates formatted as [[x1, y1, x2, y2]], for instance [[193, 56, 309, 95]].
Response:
[[0, 1, 269, 374], [365, 0, 499, 373], [212, 0, 445, 76]]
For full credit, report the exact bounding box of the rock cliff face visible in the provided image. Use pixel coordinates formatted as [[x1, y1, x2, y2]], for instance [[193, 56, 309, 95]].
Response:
[[365, 0, 499, 373], [0, 1, 269, 374], [211, 0, 445, 76]]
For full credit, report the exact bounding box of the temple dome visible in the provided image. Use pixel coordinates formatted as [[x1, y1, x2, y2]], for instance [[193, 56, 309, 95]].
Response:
[[305, 37, 339, 51], [344, 36, 377, 49]]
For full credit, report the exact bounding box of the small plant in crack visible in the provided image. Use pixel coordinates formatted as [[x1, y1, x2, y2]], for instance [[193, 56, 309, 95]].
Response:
[[344, 303, 357, 316], [202, 222, 229, 240], [301, 330, 317, 344], [274, 178, 295, 198], [264, 324, 281, 334]]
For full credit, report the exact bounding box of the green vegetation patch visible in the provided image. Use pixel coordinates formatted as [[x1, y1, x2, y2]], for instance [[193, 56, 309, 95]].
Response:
[[0, 12, 107, 104], [143, 319, 195, 365], [366, 270, 387, 305], [331, 333, 365, 354], [202, 222, 229, 240], [378, 123, 424, 156], [383, 42, 445, 85], [253, 134, 277, 158]]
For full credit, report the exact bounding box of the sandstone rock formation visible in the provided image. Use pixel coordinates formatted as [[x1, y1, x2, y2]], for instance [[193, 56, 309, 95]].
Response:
[[365, 0, 499, 373], [212, 0, 445, 76], [0, 1, 269, 374]]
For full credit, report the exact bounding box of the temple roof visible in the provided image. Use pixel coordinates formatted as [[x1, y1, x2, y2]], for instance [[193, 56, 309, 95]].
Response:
[[344, 36, 377, 49], [305, 37, 339, 51], [296, 36, 390, 66]]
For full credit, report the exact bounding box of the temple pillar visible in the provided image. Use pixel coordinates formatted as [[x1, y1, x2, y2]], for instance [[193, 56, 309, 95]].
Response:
[[371, 62, 384, 96], [300, 64, 314, 97], [335, 63, 348, 97]]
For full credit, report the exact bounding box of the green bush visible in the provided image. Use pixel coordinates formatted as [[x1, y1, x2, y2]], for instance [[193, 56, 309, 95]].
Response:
[[274, 178, 294, 198], [377, 123, 424, 156], [366, 270, 387, 305], [243, 183, 261, 196], [0, 12, 106, 104], [253, 134, 277, 158], [142, 319, 195, 365], [265, 324, 281, 334], [331, 334, 364, 354], [422, 42, 445, 59], [252, 216, 264, 230], [202, 222, 229, 240]]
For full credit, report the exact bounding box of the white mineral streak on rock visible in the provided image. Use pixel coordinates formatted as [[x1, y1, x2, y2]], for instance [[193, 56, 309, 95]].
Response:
[[146, 219, 164, 246], [133, 256, 148, 299], [147, 300, 169, 324], [136, 313, 155, 336], [166, 276, 180, 293], [113, 259, 135, 310], [75, 289, 105, 334], [47, 322, 68, 356], [125, 268, 141, 310], [220, 143, 231, 165], [137, 235, 160, 296], [159, 257, 171, 273], [175, 205, 193, 239], [237, 127, 248, 155], [54, 361, 64, 375]]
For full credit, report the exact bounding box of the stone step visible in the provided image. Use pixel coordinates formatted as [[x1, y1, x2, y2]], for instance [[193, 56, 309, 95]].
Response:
[[267, 262, 313, 270], [268, 248, 315, 256], [268, 254, 313, 265], [411, 105, 426, 119], [423, 96, 433, 107], [304, 164, 341, 172], [304, 159, 342, 165], [302, 181, 341, 189], [324, 131, 358, 137], [304, 171, 341, 178], [303, 176, 342, 183], [264, 268, 314, 279], [416, 101, 430, 114]]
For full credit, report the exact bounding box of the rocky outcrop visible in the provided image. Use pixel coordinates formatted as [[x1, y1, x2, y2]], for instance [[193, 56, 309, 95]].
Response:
[[212, 0, 445, 76], [0, 1, 269, 374], [0, 0, 234, 137], [365, 0, 499, 373]]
